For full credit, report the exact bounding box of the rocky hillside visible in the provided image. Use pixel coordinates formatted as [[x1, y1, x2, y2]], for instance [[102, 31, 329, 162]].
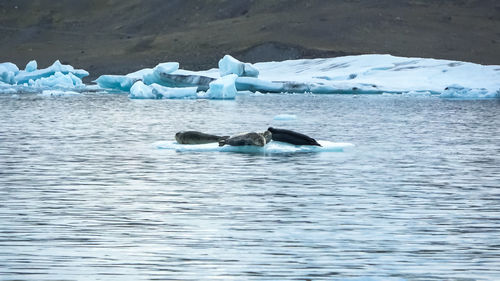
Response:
[[1, 0, 499, 79]]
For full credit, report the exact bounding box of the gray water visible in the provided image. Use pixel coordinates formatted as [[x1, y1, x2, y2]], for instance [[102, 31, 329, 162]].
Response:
[[0, 93, 499, 281]]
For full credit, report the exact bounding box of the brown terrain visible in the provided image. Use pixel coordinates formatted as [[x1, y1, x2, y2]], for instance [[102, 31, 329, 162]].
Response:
[[1, 0, 499, 80]]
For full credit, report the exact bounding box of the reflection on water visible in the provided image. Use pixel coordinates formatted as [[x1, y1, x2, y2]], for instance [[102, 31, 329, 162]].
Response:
[[0, 93, 499, 280]]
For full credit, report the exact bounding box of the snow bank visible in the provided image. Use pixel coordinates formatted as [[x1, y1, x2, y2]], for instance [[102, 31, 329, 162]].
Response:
[[155, 140, 354, 154]]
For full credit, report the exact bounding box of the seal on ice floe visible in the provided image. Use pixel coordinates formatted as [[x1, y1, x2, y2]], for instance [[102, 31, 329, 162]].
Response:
[[175, 131, 229, 144], [219, 132, 268, 147], [267, 127, 321, 146]]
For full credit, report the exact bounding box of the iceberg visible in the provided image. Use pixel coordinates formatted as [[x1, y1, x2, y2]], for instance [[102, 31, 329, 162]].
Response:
[[29, 71, 84, 88], [150, 84, 198, 99], [94, 75, 139, 92], [14, 60, 89, 84], [129, 81, 157, 99], [206, 74, 238, 99], [0, 62, 19, 84], [155, 140, 354, 154], [25, 60, 37, 72], [150, 72, 215, 90], [252, 54, 500, 97], [92, 53, 500, 100], [219, 55, 259, 77], [440, 84, 500, 99], [143, 62, 179, 85]]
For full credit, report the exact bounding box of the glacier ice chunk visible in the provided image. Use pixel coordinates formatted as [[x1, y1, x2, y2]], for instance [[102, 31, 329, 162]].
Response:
[[440, 84, 499, 99], [94, 75, 139, 92], [129, 81, 157, 99], [14, 60, 89, 84], [29, 72, 84, 88], [143, 62, 180, 85], [0, 62, 19, 84], [206, 74, 238, 99], [25, 60, 37, 72], [219, 55, 259, 77], [150, 83, 198, 99]]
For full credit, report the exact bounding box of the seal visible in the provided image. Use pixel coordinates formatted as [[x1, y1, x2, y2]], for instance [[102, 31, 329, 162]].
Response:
[[267, 127, 321, 146], [262, 130, 272, 144], [219, 132, 266, 147], [175, 131, 229, 145]]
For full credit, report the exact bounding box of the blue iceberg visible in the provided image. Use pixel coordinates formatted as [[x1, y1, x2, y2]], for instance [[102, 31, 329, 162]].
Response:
[[0, 62, 19, 84], [218, 55, 259, 77], [14, 60, 88, 84], [24, 60, 37, 72], [206, 74, 238, 99], [94, 75, 139, 92]]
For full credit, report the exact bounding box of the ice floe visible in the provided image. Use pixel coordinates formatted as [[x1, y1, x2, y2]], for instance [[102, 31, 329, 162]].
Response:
[[273, 114, 298, 121], [155, 140, 354, 154]]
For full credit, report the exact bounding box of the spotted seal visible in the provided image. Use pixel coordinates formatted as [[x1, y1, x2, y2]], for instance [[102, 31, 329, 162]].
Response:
[[218, 132, 268, 147], [175, 131, 229, 145]]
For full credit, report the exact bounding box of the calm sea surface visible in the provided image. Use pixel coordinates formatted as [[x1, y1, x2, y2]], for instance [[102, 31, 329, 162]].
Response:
[[0, 93, 499, 281]]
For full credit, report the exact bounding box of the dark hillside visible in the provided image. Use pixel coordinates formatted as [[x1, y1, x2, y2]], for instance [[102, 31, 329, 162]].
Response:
[[1, 0, 499, 79]]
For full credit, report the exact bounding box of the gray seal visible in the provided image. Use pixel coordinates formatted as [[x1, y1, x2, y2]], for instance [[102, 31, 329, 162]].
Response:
[[219, 132, 267, 147], [175, 131, 229, 145], [267, 127, 321, 146]]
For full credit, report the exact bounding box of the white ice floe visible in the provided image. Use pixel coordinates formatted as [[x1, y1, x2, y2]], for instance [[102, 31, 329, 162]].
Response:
[[155, 140, 354, 154], [218, 55, 259, 77], [273, 114, 298, 121], [206, 74, 238, 99]]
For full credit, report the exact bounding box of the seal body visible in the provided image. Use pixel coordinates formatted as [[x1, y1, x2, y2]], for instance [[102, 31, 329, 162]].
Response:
[[219, 132, 266, 147], [175, 131, 229, 144], [267, 127, 321, 146]]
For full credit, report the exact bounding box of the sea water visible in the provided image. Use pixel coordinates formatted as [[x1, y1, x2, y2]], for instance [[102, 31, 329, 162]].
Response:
[[0, 93, 499, 280]]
